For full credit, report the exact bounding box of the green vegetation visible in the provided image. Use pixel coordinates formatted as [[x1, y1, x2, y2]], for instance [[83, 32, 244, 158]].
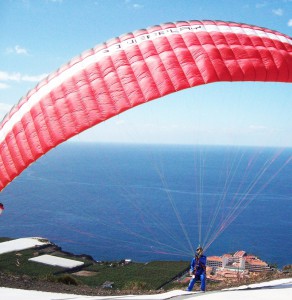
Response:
[[0, 237, 12, 243], [0, 249, 64, 276], [80, 260, 189, 290], [2, 240, 288, 293], [283, 265, 292, 274], [0, 242, 189, 291], [56, 274, 78, 286]]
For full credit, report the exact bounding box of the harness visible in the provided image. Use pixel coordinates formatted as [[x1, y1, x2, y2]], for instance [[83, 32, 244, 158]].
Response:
[[193, 256, 206, 274]]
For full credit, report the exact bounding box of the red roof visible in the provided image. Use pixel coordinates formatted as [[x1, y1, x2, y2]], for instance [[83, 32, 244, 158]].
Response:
[[207, 256, 222, 262], [234, 250, 246, 257], [223, 254, 232, 258], [246, 257, 268, 266]]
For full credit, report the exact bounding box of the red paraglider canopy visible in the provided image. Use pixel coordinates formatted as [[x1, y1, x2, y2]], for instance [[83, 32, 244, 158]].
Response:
[[0, 20, 291, 191]]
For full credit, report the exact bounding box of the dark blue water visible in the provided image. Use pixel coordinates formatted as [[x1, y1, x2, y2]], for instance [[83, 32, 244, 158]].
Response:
[[0, 143, 291, 268]]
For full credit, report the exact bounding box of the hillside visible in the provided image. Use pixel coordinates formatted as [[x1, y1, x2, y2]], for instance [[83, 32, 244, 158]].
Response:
[[0, 237, 290, 296]]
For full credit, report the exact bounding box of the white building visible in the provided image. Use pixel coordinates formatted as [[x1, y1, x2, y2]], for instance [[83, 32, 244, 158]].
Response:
[[207, 251, 271, 273]]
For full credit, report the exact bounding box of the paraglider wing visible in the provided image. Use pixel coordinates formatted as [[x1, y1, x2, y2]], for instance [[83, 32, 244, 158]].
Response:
[[0, 20, 291, 191]]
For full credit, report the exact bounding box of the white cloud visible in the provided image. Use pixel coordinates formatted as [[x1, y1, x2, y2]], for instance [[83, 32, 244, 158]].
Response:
[[288, 19, 292, 26], [0, 83, 9, 89], [133, 3, 144, 9], [21, 74, 48, 82], [15, 45, 28, 55], [6, 45, 29, 55], [248, 124, 268, 131], [0, 71, 21, 81], [124, 0, 144, 9], [272, 8, 283, 16], [0, 70, 47, 91], [0, 71, 47, 83]]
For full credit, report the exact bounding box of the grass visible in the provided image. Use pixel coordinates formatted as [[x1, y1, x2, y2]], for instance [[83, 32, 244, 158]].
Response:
[[0, 249, 64, 276], [79, 260, 189, 290]]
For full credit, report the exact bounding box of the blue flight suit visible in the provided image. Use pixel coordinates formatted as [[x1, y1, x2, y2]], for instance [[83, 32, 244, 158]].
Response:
[[187, 255, 206, 291]]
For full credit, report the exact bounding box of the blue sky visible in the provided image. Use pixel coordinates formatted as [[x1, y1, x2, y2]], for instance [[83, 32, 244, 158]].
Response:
[[0, 0, 292, 147]]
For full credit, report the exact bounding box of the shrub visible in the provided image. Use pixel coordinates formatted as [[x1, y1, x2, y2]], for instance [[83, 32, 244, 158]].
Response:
[[57, 275, 78, 286], [124, 281, 147, 291]]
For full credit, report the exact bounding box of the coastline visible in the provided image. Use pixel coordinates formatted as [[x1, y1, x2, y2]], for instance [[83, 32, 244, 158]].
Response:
[[0, 236, 291, 296]]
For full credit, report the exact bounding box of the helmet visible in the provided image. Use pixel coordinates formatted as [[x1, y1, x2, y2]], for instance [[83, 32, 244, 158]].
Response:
[[195, 246, 203, 257]]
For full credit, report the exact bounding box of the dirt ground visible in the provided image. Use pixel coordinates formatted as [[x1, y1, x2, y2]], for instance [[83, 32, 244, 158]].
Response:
[[0, 270, 289, 296], [0, 271, 164, 296]]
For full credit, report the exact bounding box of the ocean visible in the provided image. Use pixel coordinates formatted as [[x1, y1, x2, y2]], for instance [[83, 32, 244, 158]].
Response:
[[0, 143, 291, 268]]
